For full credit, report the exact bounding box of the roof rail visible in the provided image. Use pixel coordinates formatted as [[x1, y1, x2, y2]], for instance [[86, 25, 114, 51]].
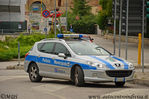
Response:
[[41, 38, 58, 41]]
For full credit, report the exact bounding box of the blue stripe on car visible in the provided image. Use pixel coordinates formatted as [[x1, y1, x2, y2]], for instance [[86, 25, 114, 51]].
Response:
[[25, 55, 97, 70], [111, 56, 129, 69], [89, 56, 115, 70]]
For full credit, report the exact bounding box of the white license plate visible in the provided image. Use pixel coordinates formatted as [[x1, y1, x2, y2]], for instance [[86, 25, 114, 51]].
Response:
[[115, 78, 125, 82]]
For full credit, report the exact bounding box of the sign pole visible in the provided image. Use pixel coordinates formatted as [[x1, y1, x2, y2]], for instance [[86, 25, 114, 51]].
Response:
[[125, 0, 129, 60], [46, 19, 48, 38], [113, 0, 117, 55], [142, 0, 145, 73], [17, 42, 20, 66], [66, 0, 68, 33], [54, 0, 57, 38], [118, 0, 122, 57], [41, 0, 42, 16]]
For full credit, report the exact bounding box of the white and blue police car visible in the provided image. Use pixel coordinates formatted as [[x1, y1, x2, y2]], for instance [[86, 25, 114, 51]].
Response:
[[24, 34, 135, 87]]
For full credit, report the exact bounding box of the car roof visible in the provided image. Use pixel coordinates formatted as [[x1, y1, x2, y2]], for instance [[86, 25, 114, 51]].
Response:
[[37, 38, 90, 43]]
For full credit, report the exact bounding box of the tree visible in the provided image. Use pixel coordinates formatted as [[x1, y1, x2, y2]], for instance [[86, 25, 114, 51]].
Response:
[[71, 0, 91, 17], [97, 0, 112, 30], [64, 0, 96, 34]]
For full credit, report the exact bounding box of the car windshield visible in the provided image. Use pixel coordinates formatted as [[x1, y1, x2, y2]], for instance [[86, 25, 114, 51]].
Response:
[[67, 41, 111, 56]]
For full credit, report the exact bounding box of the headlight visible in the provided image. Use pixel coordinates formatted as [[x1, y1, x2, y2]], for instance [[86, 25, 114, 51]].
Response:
[[128, 63, 134, 69], [87, 61, 106, 69]]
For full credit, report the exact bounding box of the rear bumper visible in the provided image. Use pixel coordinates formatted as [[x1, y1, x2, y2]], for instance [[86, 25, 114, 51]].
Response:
[[24, 60, 30, 72], [84, 69, 135, 83]]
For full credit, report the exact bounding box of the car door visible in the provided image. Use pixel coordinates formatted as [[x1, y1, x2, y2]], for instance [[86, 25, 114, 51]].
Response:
[[52, 42, 72, 79], [36, 42, 56, 76]]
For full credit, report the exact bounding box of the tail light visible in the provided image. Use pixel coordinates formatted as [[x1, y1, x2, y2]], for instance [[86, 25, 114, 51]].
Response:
[[25, 52, 29, 59]]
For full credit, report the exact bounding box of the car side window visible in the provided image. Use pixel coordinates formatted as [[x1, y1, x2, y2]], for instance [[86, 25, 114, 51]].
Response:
[[54, 43, 71, 57], [38, 42, 54, 54], [37, 43, 44, 51]]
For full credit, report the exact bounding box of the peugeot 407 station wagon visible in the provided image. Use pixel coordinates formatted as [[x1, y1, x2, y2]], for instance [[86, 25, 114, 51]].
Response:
[[24, 34, 135, 87]]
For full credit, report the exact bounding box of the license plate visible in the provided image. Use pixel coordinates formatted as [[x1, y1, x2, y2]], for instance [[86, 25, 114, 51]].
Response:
[[115, 78, 125, 82]]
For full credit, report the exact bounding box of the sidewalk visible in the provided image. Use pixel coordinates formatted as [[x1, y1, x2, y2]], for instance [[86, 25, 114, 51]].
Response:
[[133, 69, 149, 86], [0, 61, 24, 70]]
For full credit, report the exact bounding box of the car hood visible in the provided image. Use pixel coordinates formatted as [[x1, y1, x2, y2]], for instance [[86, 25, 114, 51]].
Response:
[[77, 55, 129, 70]]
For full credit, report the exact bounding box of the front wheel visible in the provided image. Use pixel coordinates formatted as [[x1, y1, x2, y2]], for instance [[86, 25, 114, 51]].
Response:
[[74, 66, 84, 87], [115, 82, 125, 87], [28, 63, 42, 82]]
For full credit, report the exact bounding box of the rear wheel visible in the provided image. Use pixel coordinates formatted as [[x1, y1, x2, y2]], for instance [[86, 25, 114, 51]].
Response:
[[28, 63, 42, 82], [74, 66, 84, 87], [115, 82, 125, 87]]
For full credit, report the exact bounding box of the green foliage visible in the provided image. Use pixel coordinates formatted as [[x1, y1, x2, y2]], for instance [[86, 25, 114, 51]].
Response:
[[72, 0, 91, 17], [5, 34, 45, 47], [65, 0, 96, 34], [67, 15, 97, 34], [97, 0, 112, 30], [0, 46, 32, 61], [0, 34, 55, 61]]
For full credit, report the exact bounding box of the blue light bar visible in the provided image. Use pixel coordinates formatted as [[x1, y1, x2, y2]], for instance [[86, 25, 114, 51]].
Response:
[[57, 34, 84, 38]]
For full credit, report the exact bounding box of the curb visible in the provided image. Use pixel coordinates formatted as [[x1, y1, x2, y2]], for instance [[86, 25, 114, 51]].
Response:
[[131, 79, 149, 87], [103, 34, 149, 46], [6, 65, 24, 70], [135, 66, 149, 69]]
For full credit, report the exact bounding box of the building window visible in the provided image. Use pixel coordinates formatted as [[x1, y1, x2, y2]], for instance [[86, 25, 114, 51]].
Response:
[[0, 5, 20, 12], [30, 1, 46, 12], [58, 0, 61, 7]]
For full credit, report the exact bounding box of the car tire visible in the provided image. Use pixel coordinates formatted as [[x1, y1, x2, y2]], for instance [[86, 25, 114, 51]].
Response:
[[115, 82, 125, 87], [74, 66, 84, 87], [28, 63, 42, 82]]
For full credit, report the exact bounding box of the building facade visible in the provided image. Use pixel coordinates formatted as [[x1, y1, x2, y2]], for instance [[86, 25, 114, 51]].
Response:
[[25, 0, 100, 32], [0, 0, 100, 33], [0, 0, 27, 33]]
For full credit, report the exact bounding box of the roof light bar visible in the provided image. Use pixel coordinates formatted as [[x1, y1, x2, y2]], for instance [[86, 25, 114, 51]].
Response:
[[57, 34, 84, 38]]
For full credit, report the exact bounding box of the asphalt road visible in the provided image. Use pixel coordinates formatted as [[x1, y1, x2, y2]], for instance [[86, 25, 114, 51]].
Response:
[[0, 70, 149, 99], [0, 35, 149, 99]]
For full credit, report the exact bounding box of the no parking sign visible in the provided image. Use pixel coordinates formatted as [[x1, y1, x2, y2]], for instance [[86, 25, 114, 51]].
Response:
[[42, 10, 50, 18]]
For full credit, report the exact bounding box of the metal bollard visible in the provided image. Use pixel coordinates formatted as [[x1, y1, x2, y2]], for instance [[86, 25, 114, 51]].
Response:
[[17, 42, 20, 66], [138, 33, 142, 66]]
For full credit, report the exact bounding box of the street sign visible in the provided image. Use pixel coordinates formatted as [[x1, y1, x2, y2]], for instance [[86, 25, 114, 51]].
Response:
[[44, 27, 47, 32], [49, 11, 63, 18], [42, 10, 50, 18], [49, 18, 52, 25], [60, 17, 66, 26]]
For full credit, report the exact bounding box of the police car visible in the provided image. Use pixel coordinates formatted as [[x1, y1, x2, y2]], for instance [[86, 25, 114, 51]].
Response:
[[24, 34, 135, 87]]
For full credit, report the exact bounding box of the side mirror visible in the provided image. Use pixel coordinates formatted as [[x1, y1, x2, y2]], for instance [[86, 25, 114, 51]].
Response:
[[58, 53, 66, 59]]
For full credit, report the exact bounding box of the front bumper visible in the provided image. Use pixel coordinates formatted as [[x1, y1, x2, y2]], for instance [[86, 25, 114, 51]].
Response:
[[84, 69, 135, 83]]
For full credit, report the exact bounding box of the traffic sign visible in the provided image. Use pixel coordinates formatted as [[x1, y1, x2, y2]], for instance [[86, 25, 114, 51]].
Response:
[[60, 17, 66, 26], [44, 27, 47, 32], [49, 11, 63, 18], [42, 10, 50, 18]]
